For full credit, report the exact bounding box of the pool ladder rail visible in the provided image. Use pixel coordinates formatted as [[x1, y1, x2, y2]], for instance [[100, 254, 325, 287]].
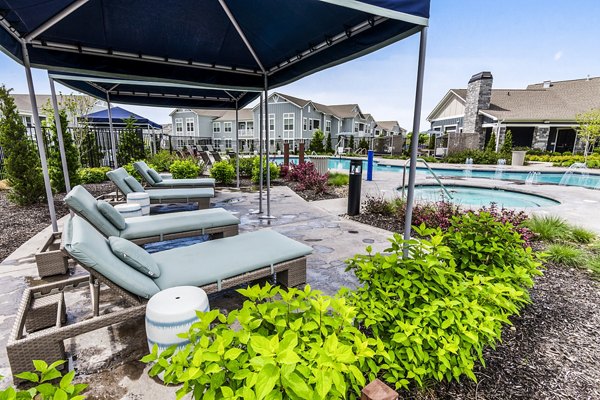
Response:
[[401, 158, 454, 200]]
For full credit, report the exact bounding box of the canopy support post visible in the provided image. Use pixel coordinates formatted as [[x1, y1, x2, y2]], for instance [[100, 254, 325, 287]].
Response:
[[260, 75, 275, 219], [252, 93, 263, 214], [403, 27, 428, 258], [106, 93, 118, 169], [23, 43, 58, 233], [48, 75, 71, 193], [235, 100, 240, 188]]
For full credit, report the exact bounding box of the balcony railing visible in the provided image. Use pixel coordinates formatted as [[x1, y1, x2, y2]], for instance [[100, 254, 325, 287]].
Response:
[[238, 128, 255, 137]]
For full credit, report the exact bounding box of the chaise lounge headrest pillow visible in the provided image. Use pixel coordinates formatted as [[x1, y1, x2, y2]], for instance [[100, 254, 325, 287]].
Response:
[[124, 176, 145, 192], [108, 236, 161, 278], [97, 200, 127, 230], [147, 169, 163, 183]]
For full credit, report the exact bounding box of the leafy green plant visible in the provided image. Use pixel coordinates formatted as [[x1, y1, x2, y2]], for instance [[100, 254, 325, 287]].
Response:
[[0, 360, 87, 399], [327, 172, 349, 187], [78, 167, 111, 184], [485, 132, 496, 153], [525, 215, 570, 242], [326, 132, 334, 154], [443, 149, 501, 165], [143, 283, 383, 399], [308, 130, 325, 153], [362, 195, 397, 216], [170, 159, 200, 179], [0, 85, 46, 205], [117, 117, 145, 166], [210, 160, 235, 184], [230, 156, 255, 178], [357, 137, 369, 151], [147, 150, 177, 172], [587, 256, 600, 277], [345, 213, 543, 389], [43, 106, 80, 193], [500, 130, 513, 155], [569, 226, 596, 244], [545, 243, 585, 267], [77, 130, 103, 168], [251, 157, 280, 184]]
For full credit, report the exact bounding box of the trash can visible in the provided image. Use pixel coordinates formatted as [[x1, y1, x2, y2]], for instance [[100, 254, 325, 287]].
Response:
[[347, 159, 362, 216]]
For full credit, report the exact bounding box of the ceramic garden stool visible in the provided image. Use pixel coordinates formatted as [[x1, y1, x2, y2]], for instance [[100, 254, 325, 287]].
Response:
[[145, 286, 210, 354], [127, 192, 150, 215], [114, 203, 142, 219]]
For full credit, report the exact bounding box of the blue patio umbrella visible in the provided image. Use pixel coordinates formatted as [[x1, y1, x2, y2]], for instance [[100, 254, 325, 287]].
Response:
[[0, 0, 430, 249], [83, 106, 162, 129]]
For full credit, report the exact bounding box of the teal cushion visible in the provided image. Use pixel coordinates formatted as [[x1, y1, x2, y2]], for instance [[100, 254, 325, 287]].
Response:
[[106, 168, 133, 195], [124, 176, 144, 192], [109, 236, 161, 278], [133, 161, 155, 185], [153, 178, 215, 188], [64, 185, 120, 237], [148, 169, 163, 183], [62, 216, 160, 299], [97, 200, 127, 230], [143, 187, 214, 200]]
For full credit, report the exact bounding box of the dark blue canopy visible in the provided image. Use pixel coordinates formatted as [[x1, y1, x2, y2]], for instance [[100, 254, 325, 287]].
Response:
[[0, 0, 429, 90], [49, 72, 260, 109], [84, 106, 162, 129]]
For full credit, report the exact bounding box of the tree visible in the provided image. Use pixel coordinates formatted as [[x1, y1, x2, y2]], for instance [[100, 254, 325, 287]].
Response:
[[43, 104, 80, 192], [79, 130, 103, 167], [500, 130, 513, 154], [325, 132, 334, 154], [308, 129, 325, 153], [576, 109, 600, 161], [117, 116, 145, 165], [348, 135, 355, 150], [485, 132, 497, 153], [0, 86, 45, 205], [358, 137, 369, 151]]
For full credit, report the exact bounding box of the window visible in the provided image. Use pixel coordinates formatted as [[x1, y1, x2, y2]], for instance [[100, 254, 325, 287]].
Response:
[[283, 113, 294, 138], [225, 139, 232, 148], [224, 122, 232, 133], [175, 118, 183, 133], [308, 106, 311, 113], [309, 119, 313, 130], [247, 121, 254, 130], [312, 119, 320, 130], [325, 120, 331, 132], [214, 139, 221, 148], [303, 117, 307, 131], [213, 122, 221, 133], [269, 114, 275, 134], [354, 122, 359, 133], [186, 118, 194, 133]]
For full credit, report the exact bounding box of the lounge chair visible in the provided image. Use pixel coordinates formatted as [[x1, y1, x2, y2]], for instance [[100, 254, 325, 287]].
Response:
[[7, 216, 311, 378], [211, 152, 223, 162], [198, 151, 214, 166], [106, 168, 214, 209], [133, 161, 215, 189], [64, 185, 239, 244]]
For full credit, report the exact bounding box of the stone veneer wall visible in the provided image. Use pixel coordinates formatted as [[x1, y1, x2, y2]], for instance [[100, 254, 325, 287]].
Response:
[[532, 127, 550, 150], [463, 75, 493, 149], [448, 132, 480, 154]]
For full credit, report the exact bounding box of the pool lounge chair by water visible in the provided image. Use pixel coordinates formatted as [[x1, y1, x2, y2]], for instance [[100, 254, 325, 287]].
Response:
[[133, 161, 215, 189], [65, 186, 239, 244], [107, 168, 214, 209]]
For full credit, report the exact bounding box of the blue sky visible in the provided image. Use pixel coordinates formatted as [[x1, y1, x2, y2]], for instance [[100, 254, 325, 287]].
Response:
[[1, 1, 599, 130]]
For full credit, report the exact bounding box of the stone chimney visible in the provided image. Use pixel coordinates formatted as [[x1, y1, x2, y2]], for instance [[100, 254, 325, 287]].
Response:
[[462, 72, 493, 148]]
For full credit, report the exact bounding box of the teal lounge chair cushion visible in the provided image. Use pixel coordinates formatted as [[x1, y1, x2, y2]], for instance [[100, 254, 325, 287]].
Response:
[[124, 176, 144, 192], [148, 169, 163, 183], [97, 200, 127, 230], [133, 161, 155, 185], [109, 236, 161, 278], [143, 187, 214, 200], [120, 208, 239, 240], [106, 168, 133, 195], [62, 216, 160, 299], [64, 185, 120, 237], [151, 229, 313, 289], [152, 178, 216, 188]]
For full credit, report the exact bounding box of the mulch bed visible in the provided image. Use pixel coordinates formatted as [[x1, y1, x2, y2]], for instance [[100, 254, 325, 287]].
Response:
[[0, 182, 113, 263], [283, 181, 347, 201], [350, 212, 403, 232]]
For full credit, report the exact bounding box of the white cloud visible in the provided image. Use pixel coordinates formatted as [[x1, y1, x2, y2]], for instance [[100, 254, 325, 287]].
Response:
[[554, 51, 563, 61]]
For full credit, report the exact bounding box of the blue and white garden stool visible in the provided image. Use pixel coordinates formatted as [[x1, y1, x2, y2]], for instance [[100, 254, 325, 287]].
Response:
[[113, 203, 142, 218], [145, 286, 210, 354], [127, 192, 150, 216]]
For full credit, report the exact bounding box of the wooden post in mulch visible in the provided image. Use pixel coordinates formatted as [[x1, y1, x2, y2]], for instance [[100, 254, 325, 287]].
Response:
[[283, 143, 290, 166], [361, 379, 398, 400], [299, 142, 305, 164]]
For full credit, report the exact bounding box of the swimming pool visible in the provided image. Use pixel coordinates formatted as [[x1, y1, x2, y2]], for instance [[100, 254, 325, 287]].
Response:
[[408, 185, 560, 208], [272, 156, 600, 189]]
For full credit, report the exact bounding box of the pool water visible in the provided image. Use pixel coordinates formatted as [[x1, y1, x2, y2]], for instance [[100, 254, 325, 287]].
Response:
[[409, 185, 560, 208], [272, 156, 600, 189]]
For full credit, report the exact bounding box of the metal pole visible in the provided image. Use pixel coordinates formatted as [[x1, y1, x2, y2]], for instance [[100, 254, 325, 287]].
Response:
[[23, 43, 58, 232], [403, 27, 428, 258], [235, 100, 240, 188], [257, 93, 264, 213], [106, 93, 118, 168], [261, 74, 275, 219], [48, 75, 71, 193]]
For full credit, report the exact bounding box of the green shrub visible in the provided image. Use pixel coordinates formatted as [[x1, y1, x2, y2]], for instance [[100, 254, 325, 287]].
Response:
[[569, 226, 596, 244], [1, 359, 88, 399], [78, 167, 111, 184], [0, 85, 46, 205], [545, 243, 586, 267], [117, 117, 145, 165], [44, 107, 80, 192], [308, 129, 325, 153], [210, 160, 235, 184], [345, 213, 543, 389], [78, 130, 103, 168], [587, 257, 600, 277], [143, 283, 383, 399], [230, 155, 255, 177], [362, 195, 397, 216], [252, 157, 280, 183], [525, 215, 570, 242], [500, 129, 513, 154], [443, 149, 501, 165], [328, 172, 349, 187], [170, 159, 201, 179], [146, 150, 177, 172]]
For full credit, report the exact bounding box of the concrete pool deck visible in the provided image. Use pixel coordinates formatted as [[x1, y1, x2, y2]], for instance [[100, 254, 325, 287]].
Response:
[[0, 162, 598, 397]]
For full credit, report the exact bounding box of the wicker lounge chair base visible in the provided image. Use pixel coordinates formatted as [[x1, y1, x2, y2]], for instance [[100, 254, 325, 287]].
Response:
[[150, 196, 210, 210], [129, 224, 239, 245]]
